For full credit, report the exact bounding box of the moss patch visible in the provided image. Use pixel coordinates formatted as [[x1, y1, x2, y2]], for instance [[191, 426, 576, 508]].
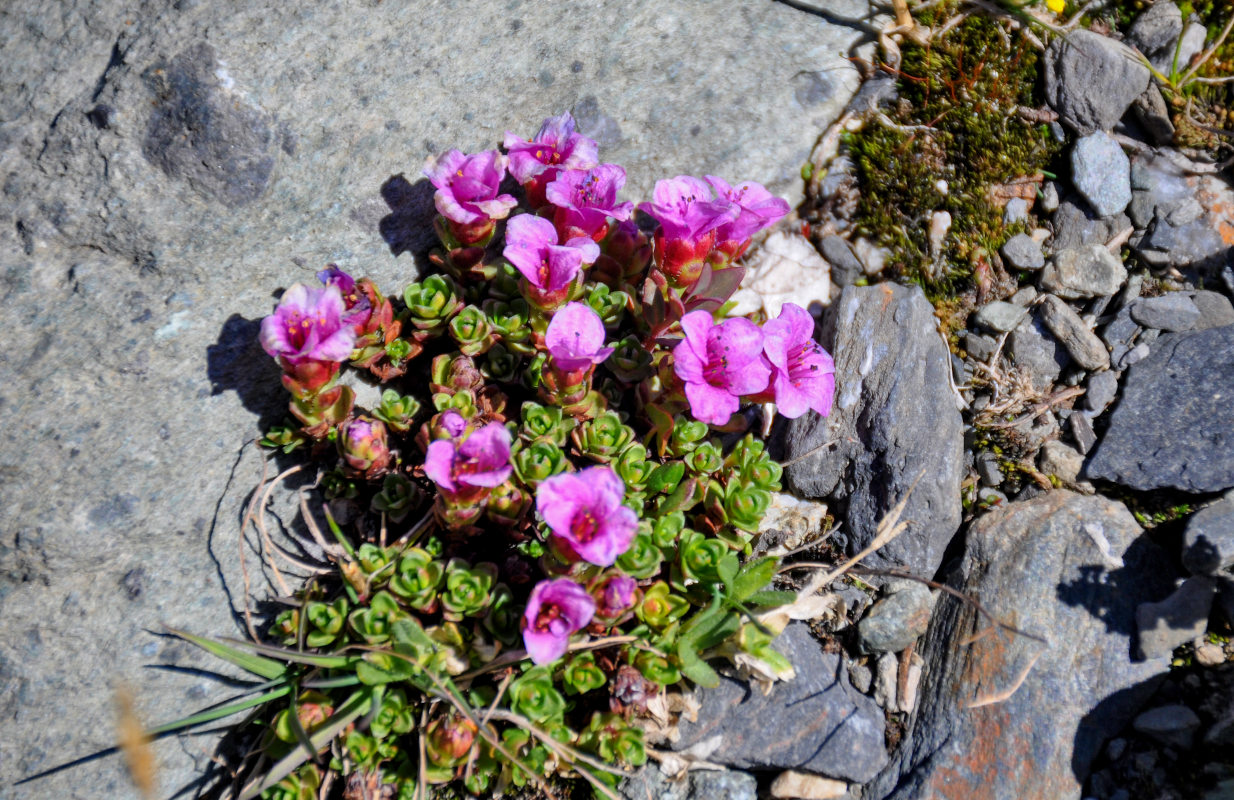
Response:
[[845, 6, 1063, 299]]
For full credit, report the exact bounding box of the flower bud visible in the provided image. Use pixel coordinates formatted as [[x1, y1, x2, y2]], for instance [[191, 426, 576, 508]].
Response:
[[338, 416, 391, 476], [425, 712, 478, 767]]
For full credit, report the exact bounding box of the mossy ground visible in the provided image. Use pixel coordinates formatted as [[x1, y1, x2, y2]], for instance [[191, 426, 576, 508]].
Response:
[[846, 4, 1063, 301]]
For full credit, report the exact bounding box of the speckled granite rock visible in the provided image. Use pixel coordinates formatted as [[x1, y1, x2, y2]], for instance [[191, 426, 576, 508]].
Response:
[[0, 3, 867, 797]]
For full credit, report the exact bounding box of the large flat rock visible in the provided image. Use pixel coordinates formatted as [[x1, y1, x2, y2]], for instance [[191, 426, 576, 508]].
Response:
[[865, 492, 1173, 800], [0, 2, 867, 797]]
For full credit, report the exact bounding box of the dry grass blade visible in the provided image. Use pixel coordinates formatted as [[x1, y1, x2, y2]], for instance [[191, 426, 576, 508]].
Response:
[[115, 683, 157, 800], [966, 650, 1043, 708]]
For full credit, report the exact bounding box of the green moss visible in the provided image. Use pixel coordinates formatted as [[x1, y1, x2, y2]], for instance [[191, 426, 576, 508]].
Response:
[[845, 7, 1063, 296]]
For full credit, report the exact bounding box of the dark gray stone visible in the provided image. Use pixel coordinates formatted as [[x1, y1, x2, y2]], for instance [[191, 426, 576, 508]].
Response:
[[964, 331, 998, 362], [1085, 370, 1120, 415], [1010, 314, 1069, 390], [1041, 245, 1128, 299], [1071, 132, 1132, 217], [782, 284, 964, 577], [1127, 2, 1184, 71], [620, 764, 756, 800], [1132, 85, 1176, 146], [1002, 233, 1046, 270], [976, 451, 1004, 487], [1039, 294, 1110, 370], [671, 623, 888, 782], [142, 43, 277, 207], [1182, 490, 1234, 575], [819, 234, 864, 291], [1045, 30, 1151, 134], [1128, 153, 1234, 272], [974, 300, 1029, 333], [1071, 412, 1099, 454], [1130, 293, 1201, 331], [1136, 576, 1216, 659], [1102, 305, 1142, 367], [1132, 705, 1202, 750], [1086, 325, 1234, 492], [865, 492, 1171, 800], [1049, 197, 1133, 253], [1193, 290, 1234, 330], [858, 579, 935, 654]]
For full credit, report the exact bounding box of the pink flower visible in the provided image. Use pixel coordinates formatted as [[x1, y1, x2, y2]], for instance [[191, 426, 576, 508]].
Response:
[[545, 302, 613, 372], [762, 303, 835, 419], [672, 310, 772, 426], [423, 413, 513, 493], [592, 574, 637, 620], [503, 214, 599, 293], [536, 467, 638, 567], [318, 265, 372, 328], [423, 149, 518, 227], [339, 416, 391, 474], [260, 284, 357, 366], [546, 164, 634, 241], [504, 113, 599, 208], [639, 176, 737, 288], [704, 176, 790, 262], [522, 578, 596, 665]]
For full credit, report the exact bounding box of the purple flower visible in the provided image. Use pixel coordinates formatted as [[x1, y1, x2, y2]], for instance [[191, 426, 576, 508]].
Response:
[[424, 416, 513, 493], [503, 214, 599, 292], [536, 466, 638, 567], [318, 265, 372, 326], [423, 149, 518, 227], [523, 578, 596, 665], [259, 284, 357, 366], [672, 310, 772, 426], [593, 574, 637, 620], [339, 416, 391, 474], [504, 113, 599, 207], [762, 303, 836, 419], [545, 302, 614, 372], [639, 176, 737, 287], [546, 164, 634, 241], [704, 176, 790, 259]]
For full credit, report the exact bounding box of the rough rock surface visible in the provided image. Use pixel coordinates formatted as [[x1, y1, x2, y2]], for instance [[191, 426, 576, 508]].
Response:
[[1086, 325, 1234, 492], [1135, 576, 1216, 660], [1071, 132, 1132, 218], [671, 623, 888, 782], [0, 3, 867, 797], [1039, 294, 1110, 370], [782, 283, 964, 577], [1040, 245, 1128, 299], [866, 492, 1173, 800], [1044, 31, 1150, 134], [1182, 490, 1234, 575], [620, 765, 757, 800], [1128, 151, 1234, 273]]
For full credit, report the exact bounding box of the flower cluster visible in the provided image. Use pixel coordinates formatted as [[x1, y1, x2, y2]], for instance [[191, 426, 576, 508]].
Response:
[[236, 112, 838, 799]]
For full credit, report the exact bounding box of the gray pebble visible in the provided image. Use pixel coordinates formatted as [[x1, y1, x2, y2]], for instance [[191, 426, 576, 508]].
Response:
[[964, 331, 998, 362], [1136, 577, 1216, 660], [1132, 704, 1202, 750], [1004, 197, 1030, 225], [1039, 440, 1084, 484], [1040, 181, 1060, 213], [1130, 293, 1201, 331], [858, 579, 935, 654], [1070, 412, 1098, 454], [1085, 370, 1119, 414], [1182, 490, 1234, 575], [1119, 341, 1152, 369], [1072, 132, 1132, 217], [849, 663, 873, 694], [1193, 290, 1234, 329], [976, 452, 1004, 487], [1002, 233, 1046, 270], [974, 301, 1029, 333], [1039, 295, 1111, 370], [1041, 245, 1128, 299], [1011, 315, 1069, 390], [1011, 286, 1039, 307]]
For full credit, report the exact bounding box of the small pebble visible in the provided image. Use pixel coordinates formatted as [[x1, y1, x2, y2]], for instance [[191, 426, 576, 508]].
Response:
[[1040, 181, 1060, 213], [974, 301, 1029, 333], [1011, 286, 1038, 307], [976, 452, 1003, 487], [1195, 642, 1225, 667], [1085, 370, 1119, 414], [1070, 413, 1098, 454], [1003, 197, 1030, 225], [1002, 233, 1045, 270]]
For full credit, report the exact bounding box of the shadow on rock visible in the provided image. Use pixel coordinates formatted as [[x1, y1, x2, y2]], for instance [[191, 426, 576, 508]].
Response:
[[379, 174, 438, 260], [206, 314, 286, 428]]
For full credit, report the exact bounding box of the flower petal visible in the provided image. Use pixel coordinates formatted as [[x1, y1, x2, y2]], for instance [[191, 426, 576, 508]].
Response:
[[423, 440, 458, 492], [684, 380, 740, 426]]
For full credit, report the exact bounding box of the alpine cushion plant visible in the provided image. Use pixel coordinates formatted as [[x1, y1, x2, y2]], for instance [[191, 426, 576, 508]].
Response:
[[143, 111, 842, 800]]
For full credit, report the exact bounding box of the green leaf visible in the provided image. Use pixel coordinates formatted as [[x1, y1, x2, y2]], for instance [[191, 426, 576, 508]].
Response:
[[746, 589, 796, 608], [240, 689, 373, 800], [146, 685, 292, 736], [657, 476, 700, 514], [355, 649, 420, 686], [730, 557, 778, 603], [676, 642, 720, 689], [716, 553, 740, 589], [647, 461, 685, 494], [165, 627, 287, 680], [390, 617, 435, 651], [215, 637, 359, 670]]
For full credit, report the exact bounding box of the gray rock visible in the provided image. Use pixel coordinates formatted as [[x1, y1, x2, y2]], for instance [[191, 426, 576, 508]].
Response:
[[1011, 285, 1040, 307], [0, 2, 868, 796], [974, 300, 1029, 333], [1085, 370, 1120, 414], [864, 492, 1171, 800], [1045, 30, 1151, 134], [1010, 315, 1070, 390], [1129, 152, 1234, 272], [1132, 85, 1176, 146], [1136, 576, 1216, 659], [964, 331, 998, 362], [1039, 440, 1085, 485], [1041, 181, 1061, 213], [976, 451, 1004, 487], [1039, 294, 1111, 370], [1041, 245, 1129, 299], [1120, 340, 1153, 369], [858, 579, 935, 654], [1004, 196, 1030, 225], [819, 234, 864, 291], [1102, 305, 1142, 366], [1127, 2, 1184, 72], [782, 284, 964, 577], [1071, 132, 1132, 217], [1086, 325, 1234, 492], [620, 764, 757, 800], [1193, 290, 1234, 329], [1130, 293, 1202, 331], [849, 662, 873, 694], [1132, 705, 1202, 750], [671, 623, 888, 783], [1002, 233, 1046, 270], [873, 651, 898, 710], [1182, 490, 1234, 574], [1178, 20, 1208, 67], [1071, 412, 1099, 454], [1049, 197, 1133, 252]]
